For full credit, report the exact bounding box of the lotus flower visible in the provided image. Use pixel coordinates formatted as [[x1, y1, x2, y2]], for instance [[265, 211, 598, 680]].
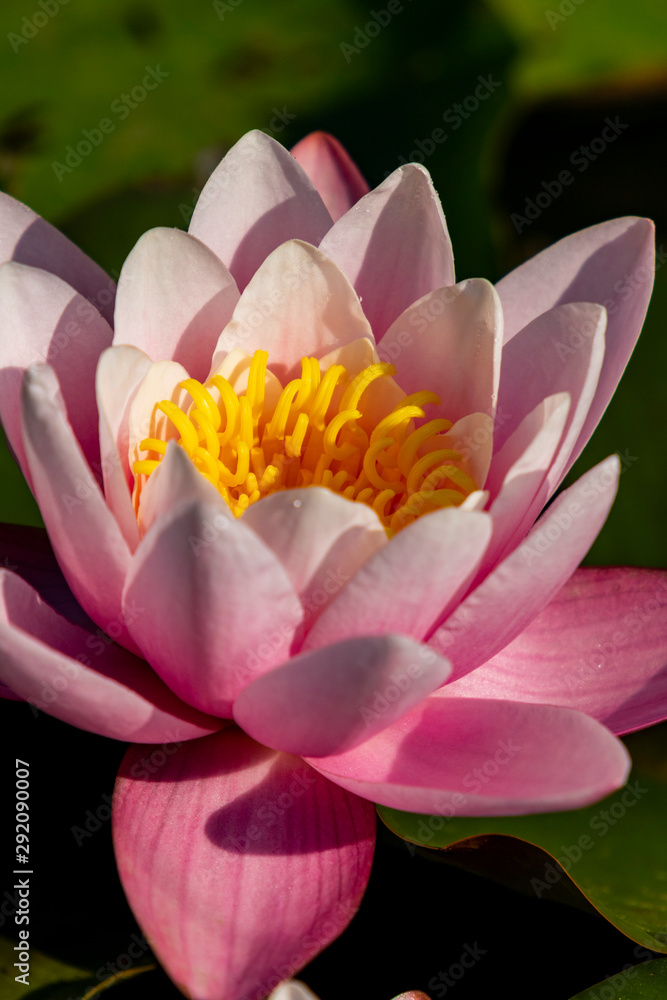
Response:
[[1, 130, 666, 1000]]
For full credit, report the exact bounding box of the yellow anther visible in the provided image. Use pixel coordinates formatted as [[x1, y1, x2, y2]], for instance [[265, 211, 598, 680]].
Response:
[[246, 350, 268, 424], [181, 379, 221, 431], [134, 459, 161, 475], [324, 409, 362, 460], [209, 375, 239, 446], [397, 419, 453, 478], [340, 363, 395, 412], [309, 365, 346, 430], [133, 352, 478, 532], [406, 449, 462, 495], [139, 438, 167, 455], [157, 400, 199, 456]]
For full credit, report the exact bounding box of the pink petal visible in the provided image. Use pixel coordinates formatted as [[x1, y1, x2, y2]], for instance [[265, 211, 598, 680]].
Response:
[[380, 279, 502, 424], [307, 696, 630, 814], [114, 228, 239, 380], [113, 728, 376, 1000], [96, 345, 153, 551], [0, 190, 115, 323], [211, 240, 374, 381], [447, 567, 667, 736], [137, 440, 231, 537], [481, 394, 570, 575], [428, 455, 620, 679], [303, 509, 491, 651], [21, 366, 137, 649], [0, 570, 221, 742], [290, 132, 370, 221], [0, 262, 113, 481], [319, 165, 455, 339], [189, 131, 333, 291], [123, 499, 301, 718], [494, 303, 606, 491], [242, 487, 385, 628], [497, 217, 655, 467], [233, 634, 451, 756]]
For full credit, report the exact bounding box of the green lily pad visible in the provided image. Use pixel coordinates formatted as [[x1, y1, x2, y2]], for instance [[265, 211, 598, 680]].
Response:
[[570, 957, 667, 999], [378, 768, 667, 953]]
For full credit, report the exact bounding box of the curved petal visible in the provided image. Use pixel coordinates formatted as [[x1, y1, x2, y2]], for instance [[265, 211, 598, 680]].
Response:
[[114, 228, 239, 379], [96, 345, 153, 551], [211, 240, 374, 381], [233, 635, 451, 757], [189, 131, 333, 291], [21, 366, 136, 649], [447, 567, 667, 736], [380, 279, 502, 424], [320, 164, 455, 339], [137, 440, 231, 537], [242, 487, 386, 627], [428, 456, 620, 679], [290, 131, 370, 221], [494, 302, 606, 495], [303, 509, 491, 651], [496, 217, 655, 467], [307, 696, 631, 815], [0, 190, 115, 323], [124, 499, 302, 718], [0, 570, 221, 742], [113, 728, 376, 1000], [0, 262, 113, 480]]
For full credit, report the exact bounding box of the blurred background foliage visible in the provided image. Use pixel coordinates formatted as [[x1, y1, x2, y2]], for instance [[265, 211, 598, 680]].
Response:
[[0, 0, 665, 562]]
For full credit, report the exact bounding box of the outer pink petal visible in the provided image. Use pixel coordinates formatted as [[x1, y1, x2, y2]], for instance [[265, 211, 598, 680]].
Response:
[[307, 696, 630, 815], [114, 228, 239, 379], [211, 240, 374, 381], [319, 165, 455, 339], [0, 570, 221, 741], [113, 728, 376, 1000], [0, 262, 113, 481], [380, 279, 502, 424], [303, 509, 491, 651], [0, 190, 115, 323], [124, 499, 302, 718], [428, 456, 620, 679], [96, 345, 153, 551], [233, 635, 451, 757], [242, 488, 385, 630], [494, 303, 606, 492], [447, 567, 667, 736], [290, 132, 370, 222], [189, 131, 333, 291], [496, 217, 655, 467], [21, 366, 136, 649]]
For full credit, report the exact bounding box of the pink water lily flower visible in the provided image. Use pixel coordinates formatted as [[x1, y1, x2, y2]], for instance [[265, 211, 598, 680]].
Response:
[[1, 129, 666, 1000]]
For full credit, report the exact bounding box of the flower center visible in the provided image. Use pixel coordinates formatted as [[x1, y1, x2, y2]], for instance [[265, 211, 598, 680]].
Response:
[[133, 350, 477, 534]]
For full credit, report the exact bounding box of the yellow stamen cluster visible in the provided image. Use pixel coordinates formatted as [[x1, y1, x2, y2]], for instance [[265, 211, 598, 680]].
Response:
[[133, 351, 477, 534]]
